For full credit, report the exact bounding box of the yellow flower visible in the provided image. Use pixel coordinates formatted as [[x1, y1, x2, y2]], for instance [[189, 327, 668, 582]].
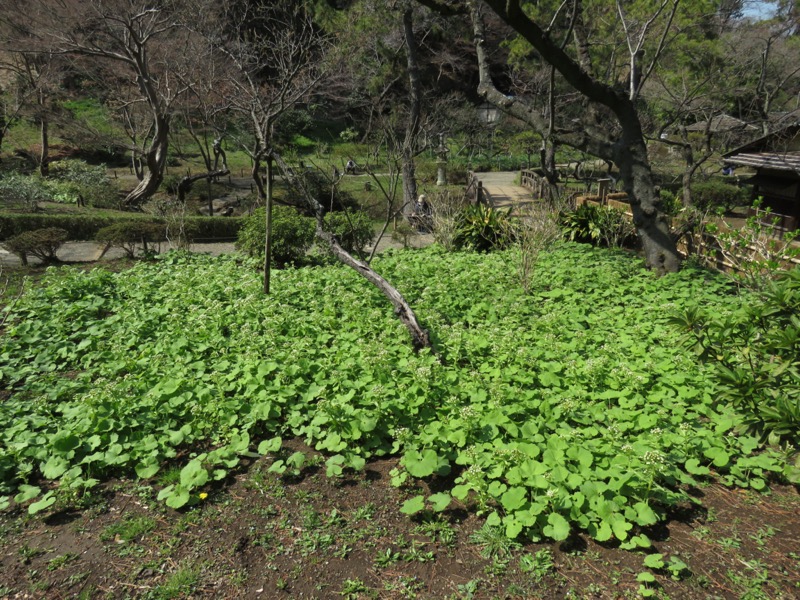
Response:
[[199, 492, 208, 500]]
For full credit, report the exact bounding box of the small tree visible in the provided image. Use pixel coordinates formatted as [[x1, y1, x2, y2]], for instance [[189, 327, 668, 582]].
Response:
[[2, 227, 68, 265]]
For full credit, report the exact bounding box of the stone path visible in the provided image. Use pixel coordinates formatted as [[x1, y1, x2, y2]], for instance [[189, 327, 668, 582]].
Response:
[[0, 234, 433, 268]]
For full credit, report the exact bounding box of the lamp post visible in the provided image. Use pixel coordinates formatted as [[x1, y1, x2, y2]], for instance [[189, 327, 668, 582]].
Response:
[[476, 103, 500, 164]]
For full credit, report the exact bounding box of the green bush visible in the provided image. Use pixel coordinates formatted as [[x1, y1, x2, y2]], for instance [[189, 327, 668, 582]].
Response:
[[185, 217, 244, 242], [235, 206, 315, 266], [323, 210, 374, 255], [672, 267, 800, 453], [96, 222, 167, 258], [453, 204, 516, 252], [689, 180, 747, 212], [559, 203, 636, 248], [659, 188, 682, 217], [47, 160, 119, 209], [0, 174, 50, 211], [2, 228, 68, 265]]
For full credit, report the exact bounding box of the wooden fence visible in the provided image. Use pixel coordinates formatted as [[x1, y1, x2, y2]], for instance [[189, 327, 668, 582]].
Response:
[[572, 192, 800, 275]]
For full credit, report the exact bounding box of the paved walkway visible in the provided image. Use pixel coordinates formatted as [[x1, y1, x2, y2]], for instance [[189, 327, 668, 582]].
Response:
[[473, 171, 534, 209], [0, 234, 433, 268]]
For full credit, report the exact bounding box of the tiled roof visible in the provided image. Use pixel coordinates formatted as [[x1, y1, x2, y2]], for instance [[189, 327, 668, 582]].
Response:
[[724, 152, 800, 172]]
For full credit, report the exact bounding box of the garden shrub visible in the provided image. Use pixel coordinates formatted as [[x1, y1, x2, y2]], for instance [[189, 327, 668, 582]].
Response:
[[673, 267, 800, 454], [235, 206, 315, 266], [0, 174, 50, 211], [96, 222, 167, 258], [160, 174, 183, 195], [185, 217, 244, 242], [689, 179, 747, 212], [2, 227, 68, 265], [47, 159, 119, 209], [659, 188, 682, 217], [323, 210, 374, 255], [453, 204, 516, 252], [0, 214, 150, 241], [559, 203, 636, 248]]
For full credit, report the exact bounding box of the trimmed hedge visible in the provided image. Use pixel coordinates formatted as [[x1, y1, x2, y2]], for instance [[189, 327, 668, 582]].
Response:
[[96, 222, 169, 258], [0, 213, 244, 242], [2, 228, 69, 265]]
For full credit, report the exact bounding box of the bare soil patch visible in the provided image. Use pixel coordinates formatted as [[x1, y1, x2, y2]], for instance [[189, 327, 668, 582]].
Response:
[[1, 440, 797, 599]]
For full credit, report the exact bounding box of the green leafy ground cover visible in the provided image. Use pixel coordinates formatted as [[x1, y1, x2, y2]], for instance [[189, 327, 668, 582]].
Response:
[[0, 244, 790, 546]]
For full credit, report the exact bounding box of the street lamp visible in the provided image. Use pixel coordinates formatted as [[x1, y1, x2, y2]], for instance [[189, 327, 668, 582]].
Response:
[[476, 103, 500, 125], [476, 103, 500, 166]]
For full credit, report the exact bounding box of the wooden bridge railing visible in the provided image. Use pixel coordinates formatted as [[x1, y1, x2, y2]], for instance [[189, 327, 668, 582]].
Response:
[[519, 169, 616, 203], [466, 171, 493, 206]]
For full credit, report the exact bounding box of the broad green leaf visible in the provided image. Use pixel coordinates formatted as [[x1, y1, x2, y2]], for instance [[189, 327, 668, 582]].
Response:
[[135, 461, 160, 479], [632, 502, 659, 526], [180, 460, 209, 488], [28, 491, 56, 514], [500, 487, 527, 511], [704, 447, 730, 468], [326, 455, 345, 477], [591, 520, 613, 542], [685, 458, 710, 475], [41, 456, 69, 479], [543, 512, 570, 541], [257, 436, 282, 455], [404, 449, 447, 478], [451, 484, 471, 500], [644, 553, 665, 569], [610, 515, 633, 541], [428, 492, 451, 512], [165, 485, 191, 508], [14, 485, 40, 504], [400, 495, 425, 515], [504, 516, 523, 539], [286, 451, 306, 471]]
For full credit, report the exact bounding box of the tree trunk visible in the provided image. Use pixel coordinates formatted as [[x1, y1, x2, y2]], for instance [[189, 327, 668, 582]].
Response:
[[401, 5, 422, 217], [614, 135, 680, 274], [123, 116, 169, 208], [263, 156, 274, 295], [39, 114, 49, 177]]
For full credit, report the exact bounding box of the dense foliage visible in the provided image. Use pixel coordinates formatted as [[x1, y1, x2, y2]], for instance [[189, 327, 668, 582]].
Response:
[[0, 213, 243, 243], [560, 203, 637, 248], [672, 267, 800, 458], [235, 206, 315, 266], [322, 210, 375, 255], [689, 180, 747, 213], [0, 245, 792, 544], [46, 160, 119, 208], [452, 204, 516, 252]]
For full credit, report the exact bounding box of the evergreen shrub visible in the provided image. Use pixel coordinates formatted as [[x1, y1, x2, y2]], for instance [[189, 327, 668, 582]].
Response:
[[235, 206, 315, 266]]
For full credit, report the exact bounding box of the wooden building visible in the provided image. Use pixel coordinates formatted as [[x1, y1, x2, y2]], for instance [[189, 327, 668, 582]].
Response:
[[723, 123, 800, 231]]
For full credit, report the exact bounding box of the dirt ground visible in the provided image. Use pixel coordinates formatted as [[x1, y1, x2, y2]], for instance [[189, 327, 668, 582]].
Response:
[[0, 438, 798, 600]]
